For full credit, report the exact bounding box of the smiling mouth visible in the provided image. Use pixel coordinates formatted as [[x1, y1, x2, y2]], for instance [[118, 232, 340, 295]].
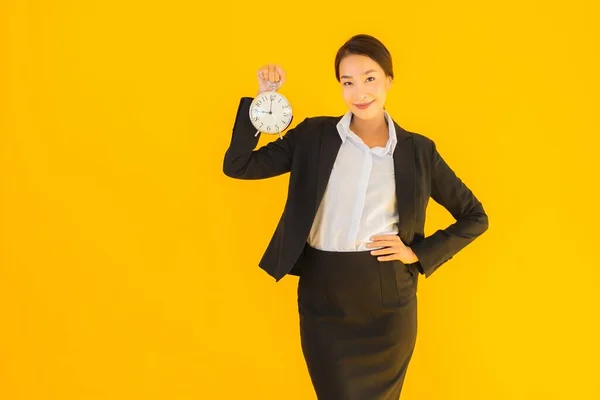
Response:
[[354, 100, 375, 109]]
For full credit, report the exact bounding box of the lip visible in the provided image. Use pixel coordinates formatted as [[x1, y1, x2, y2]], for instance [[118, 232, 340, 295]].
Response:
[[354, 100, 375, 110]]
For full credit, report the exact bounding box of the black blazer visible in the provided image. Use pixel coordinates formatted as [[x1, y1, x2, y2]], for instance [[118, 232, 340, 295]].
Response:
[[223, 97, 489, 282]]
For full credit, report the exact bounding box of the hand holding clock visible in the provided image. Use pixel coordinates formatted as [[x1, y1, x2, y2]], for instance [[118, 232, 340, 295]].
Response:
[[250, 63, 293, 139], [257, 64, 286, 95]]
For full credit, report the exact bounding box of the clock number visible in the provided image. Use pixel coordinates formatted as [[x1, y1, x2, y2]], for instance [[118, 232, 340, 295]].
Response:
[[275, 124, 279, 131], [267, 126, 271, 132], [283, 112, 289, 117], [253, 116, 259, 122], [281, 120, 287, 125], [270, 94, 276, 101]]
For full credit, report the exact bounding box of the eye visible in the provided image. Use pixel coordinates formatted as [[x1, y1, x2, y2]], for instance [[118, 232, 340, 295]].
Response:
[[366, 76, 375, 82], [343, 81, 353, 86]]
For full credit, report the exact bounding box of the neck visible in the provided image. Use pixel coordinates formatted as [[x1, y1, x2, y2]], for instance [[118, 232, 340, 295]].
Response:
[[350, 111, 389, 138]]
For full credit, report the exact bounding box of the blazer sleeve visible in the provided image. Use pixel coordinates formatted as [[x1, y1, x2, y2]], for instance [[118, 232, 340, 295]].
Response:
[[222, 96, 309, 180], [410, 140, 489, 278]]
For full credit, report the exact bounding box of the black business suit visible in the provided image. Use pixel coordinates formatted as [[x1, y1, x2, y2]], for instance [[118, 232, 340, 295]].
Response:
[[223, 97, 489, 281], [223, 96, 489, 399]]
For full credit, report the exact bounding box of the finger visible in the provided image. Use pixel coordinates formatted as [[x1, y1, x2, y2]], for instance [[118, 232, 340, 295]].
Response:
[[376, 255, 397, 262], [366, 240, 400, 248], [370, 248, 396, 256], [370, 234, 401, 241], [268, 64, 275, 83], [276, 65, 286, 85], [367, 240, 398, 247], [259, 67, 268, 82]]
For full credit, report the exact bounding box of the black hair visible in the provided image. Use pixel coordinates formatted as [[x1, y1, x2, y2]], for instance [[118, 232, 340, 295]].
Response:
[[334, 34, 394, 82]]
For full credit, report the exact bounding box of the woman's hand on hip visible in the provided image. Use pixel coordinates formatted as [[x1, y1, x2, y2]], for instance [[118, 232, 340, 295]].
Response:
[[366, 234, 419, 264]]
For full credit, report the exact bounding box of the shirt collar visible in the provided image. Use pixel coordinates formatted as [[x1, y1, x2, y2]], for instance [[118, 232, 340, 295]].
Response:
[[336, 110, 397, 155]]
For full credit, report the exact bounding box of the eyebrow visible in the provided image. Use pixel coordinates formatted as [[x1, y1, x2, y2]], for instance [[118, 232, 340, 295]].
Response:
[[340, 69, 377, 79]]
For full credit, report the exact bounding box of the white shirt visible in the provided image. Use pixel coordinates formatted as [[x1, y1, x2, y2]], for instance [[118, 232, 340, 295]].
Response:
[[307, 110, 400, 251]]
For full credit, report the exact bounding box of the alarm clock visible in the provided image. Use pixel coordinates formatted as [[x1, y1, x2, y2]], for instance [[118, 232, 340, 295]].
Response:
[[249, 81, 293, 140]]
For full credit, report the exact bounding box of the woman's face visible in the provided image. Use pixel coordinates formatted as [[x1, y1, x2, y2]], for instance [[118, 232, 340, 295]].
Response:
[[338, 54, 392, 120]]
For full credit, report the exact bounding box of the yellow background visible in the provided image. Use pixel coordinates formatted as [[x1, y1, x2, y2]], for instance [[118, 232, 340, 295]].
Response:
[[2, 1, 599, 399]]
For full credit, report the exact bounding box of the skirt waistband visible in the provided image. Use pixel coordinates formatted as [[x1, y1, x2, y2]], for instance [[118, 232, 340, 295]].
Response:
[[302, 242, 410, 265]]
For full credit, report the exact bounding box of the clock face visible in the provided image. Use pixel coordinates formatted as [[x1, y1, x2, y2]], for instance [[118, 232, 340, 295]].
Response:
[[249, 92, 293, 134]]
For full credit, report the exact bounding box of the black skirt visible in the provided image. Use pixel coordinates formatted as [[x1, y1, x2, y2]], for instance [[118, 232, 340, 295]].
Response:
[[296, 243, 419, 400]]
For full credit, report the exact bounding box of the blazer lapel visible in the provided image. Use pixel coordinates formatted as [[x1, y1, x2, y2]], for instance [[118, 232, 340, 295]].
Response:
[[393, 122, 416, 243], [315, 119, 342, 211]]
